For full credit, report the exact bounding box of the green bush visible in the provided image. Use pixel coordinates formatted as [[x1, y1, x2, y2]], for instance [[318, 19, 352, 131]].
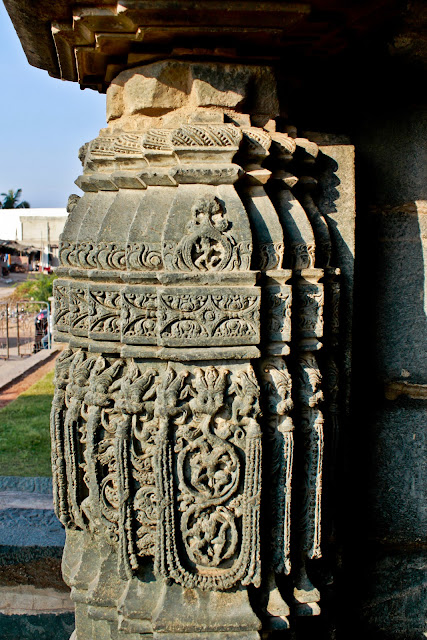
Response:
[[9, 273, 57, 302]]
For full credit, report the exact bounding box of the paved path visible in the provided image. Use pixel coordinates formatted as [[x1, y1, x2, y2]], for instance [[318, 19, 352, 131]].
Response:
[[0, 348, 58, 392]]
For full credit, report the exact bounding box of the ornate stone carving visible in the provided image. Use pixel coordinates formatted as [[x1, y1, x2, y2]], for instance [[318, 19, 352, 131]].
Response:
[[260, 357, 294, 575], [59, 240, 163, 271], [45, 54, 353, 638], [51, 348, 75, 526], [53, 357, 264, 590], [155, 363, 262, 590], [68, 284, 89, 337], [295, 352, 324, 562], [121, 289, 158, 344], [63, 350, 97, 530], [258, 242, 285, 272], [81, 356, 124, 538], [265, 285, 292, 345], [163, 195, 249, 272], [88, 286, 122, 341], [53, 280, 69, 334], [297, 281, 324, 341], [158, 288, 260, 346], [171, 124, 241, 150], [126, 242, 162, 271], [292, 242, 316, 270]]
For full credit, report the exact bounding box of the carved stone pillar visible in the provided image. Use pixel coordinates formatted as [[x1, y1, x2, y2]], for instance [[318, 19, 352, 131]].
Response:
[[47, 60, 354, 638]]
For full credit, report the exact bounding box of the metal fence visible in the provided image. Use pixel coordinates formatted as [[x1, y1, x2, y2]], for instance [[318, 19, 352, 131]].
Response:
[[0, 300, 51, 359]]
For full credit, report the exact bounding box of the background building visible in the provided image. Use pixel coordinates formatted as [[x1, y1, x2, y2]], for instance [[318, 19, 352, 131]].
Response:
[[0, 208, 67, 268]]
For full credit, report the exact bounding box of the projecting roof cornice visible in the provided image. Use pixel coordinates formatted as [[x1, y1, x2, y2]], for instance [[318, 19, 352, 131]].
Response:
[[4, 0, 401, 91]]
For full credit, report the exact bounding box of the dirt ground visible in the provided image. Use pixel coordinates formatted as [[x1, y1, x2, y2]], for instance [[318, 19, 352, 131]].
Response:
[[0, 356, 57, 409], [0, 272, 37, 301]]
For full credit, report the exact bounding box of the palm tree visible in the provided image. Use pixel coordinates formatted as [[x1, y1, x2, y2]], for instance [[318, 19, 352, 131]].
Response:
[[0, 189, 30, 209]]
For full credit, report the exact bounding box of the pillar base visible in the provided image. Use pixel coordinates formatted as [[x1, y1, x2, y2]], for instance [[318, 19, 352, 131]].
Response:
[[152, 582, 261, 637]]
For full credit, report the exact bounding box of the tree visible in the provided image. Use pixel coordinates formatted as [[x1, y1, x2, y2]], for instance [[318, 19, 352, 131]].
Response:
[[0, 189, 30, 209]]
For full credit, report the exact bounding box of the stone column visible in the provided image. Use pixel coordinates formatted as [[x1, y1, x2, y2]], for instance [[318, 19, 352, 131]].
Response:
[[47, 59, 355, 638]]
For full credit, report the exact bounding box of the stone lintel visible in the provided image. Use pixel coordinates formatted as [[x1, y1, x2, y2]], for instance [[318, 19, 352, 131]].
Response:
[[4, 0, 402, 91]]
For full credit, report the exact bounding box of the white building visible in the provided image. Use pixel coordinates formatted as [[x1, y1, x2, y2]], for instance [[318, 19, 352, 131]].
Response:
[[0, 208, 68, 268]]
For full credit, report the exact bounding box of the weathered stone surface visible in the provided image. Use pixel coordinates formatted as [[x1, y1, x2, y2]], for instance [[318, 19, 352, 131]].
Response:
[[0, 476, 53, 494], [0, 508, 65, 550], [368, 400, 426, 544], [107, 60, 280, 130], [0, 612, 74, 640], [0, 478, 72, 638], [357, 548, 427, 640], [373, 201, 427, 383], [342, 88, 427, 639], [0, 585, 73, 615]]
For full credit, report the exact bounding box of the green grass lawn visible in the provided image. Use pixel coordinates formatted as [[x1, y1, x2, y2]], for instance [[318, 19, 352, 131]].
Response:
[[0, 370, 54, 476]]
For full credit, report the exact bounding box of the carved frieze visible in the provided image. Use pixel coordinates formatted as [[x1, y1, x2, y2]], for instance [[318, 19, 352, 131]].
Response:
[[54, 281, 260, 350], [121, 288, 158, 345], [53, 354, 263, 590], [126, 242, 163, 271], [158, 287, 260, 346], [78, 124, 242, 179], [52, 279, 69, 334], [59, 240, 163, 270], [88, 284, 122, 341], [68, 283, 89, 337]]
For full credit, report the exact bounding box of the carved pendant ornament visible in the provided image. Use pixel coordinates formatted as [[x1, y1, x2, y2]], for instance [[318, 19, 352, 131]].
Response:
[[50, 61, 351, 638]]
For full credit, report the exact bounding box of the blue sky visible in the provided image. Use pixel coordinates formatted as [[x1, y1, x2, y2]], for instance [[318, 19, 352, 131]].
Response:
[[0, 3, 105, 208]]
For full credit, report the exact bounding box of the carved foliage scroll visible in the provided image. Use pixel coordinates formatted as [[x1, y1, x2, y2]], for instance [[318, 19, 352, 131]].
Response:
[[158, 287, 260, 346], [155, 364, 262, 590], [55, 283, 261, 348], [52, 354, 262, 590]]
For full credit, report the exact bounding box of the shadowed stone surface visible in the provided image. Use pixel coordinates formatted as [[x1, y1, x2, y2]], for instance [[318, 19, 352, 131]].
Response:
[[0, 612, 74, 640], [0, 477, 53, 493]]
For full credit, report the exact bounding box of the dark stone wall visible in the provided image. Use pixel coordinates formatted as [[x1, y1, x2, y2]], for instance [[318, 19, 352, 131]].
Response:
[[280, 10, 426, 638], [349, 102, 426, 640]]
